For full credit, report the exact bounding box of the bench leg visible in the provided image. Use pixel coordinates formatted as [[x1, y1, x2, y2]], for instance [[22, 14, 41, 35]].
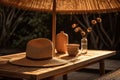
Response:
[[63, 74, 68, 80], [41, 76, 55, 80], [99, 60, 105, 76]]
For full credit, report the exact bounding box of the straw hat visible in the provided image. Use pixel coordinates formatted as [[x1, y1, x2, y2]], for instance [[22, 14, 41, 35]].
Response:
[[9, 38, 67, 67]]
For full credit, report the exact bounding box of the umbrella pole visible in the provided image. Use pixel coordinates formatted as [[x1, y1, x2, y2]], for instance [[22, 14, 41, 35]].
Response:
[[52, 0, 56, 57]]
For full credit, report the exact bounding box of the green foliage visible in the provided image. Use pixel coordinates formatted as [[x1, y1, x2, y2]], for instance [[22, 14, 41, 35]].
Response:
[[11, 11, 51, 49], [0, 5, 51, 50], [0, 5, 25, 48]]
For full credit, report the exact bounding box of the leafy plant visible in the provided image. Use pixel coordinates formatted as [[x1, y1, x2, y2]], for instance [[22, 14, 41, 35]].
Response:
[[0, 5, 51, 50], [0, 5, 25, 48], [11, 11, 51, 49]]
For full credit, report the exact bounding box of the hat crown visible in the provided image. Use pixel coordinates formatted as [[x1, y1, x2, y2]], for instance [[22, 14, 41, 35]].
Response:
[[26, 38, 53, 60]]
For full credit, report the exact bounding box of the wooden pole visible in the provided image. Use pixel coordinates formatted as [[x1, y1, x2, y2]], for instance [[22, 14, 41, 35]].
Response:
[[52, 0, 56, 57]]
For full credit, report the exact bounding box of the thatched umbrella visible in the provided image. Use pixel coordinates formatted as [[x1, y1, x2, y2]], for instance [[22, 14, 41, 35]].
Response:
[[0, 0, 120, 56], [1, 0, 120, 13]]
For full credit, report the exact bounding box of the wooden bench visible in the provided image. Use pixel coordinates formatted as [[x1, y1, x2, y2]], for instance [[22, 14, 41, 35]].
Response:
[[95, 68, 120, 80]]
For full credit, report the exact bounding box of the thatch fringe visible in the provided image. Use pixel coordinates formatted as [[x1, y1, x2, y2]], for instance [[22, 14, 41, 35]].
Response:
[[0, 0, 120, 13]]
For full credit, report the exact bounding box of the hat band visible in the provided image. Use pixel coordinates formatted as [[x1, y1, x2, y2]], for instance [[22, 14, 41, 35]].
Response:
[[26, 56, 52, 61]]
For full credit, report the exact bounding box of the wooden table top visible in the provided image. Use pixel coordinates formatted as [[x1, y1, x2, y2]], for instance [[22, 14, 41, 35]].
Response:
[[0, 50, 116, 80]]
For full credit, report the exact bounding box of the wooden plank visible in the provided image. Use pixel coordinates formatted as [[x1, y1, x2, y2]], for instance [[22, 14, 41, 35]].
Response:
[[0, 50, 116, 80]]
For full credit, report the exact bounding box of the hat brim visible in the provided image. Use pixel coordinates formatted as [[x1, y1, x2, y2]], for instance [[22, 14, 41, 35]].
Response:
[[9, 56, 68, 68]]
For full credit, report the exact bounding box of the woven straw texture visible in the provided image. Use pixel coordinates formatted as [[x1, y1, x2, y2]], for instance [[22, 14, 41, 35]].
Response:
[[0, 0, 120, 13]]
